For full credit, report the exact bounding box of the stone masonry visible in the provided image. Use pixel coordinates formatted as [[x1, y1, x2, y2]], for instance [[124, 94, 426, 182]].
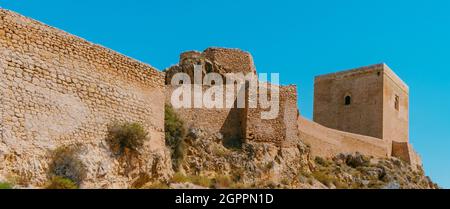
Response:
[[0, 9, 172, 188], [164, 49, 299, 147]]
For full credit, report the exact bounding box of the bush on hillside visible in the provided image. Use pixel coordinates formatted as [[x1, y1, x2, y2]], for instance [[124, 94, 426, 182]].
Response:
[[106, 121, 149, 154]]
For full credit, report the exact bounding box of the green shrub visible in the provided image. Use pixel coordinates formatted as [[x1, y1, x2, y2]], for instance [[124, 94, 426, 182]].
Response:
[[164, 105, 186, 170], [106, 121, 149, 154], [46, 176, 78, 189], [345, 153, 370, 168], [0, 182, 13, 189], [48, 145, 87, 186]]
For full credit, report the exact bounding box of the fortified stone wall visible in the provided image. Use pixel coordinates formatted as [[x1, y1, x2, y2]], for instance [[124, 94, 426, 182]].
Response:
[[311, 64, 418, 166], [0, 9, 171, 188], [166, 84, 300, 146], [382, 65, 409, 143], [391, 141, 421, 166], [202, 47, 256, 75], [298, 116, 389, 158], [165, 85, 246, 146], [244, 85, 299, 145]]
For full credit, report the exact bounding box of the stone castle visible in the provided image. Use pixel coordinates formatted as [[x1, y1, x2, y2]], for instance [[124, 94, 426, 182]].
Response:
[[0, 9, 420, 187]]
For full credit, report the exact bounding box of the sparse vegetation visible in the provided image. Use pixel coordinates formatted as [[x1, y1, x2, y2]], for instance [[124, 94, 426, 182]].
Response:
[[106, 121, 149, 155], [164, 105, 187, 170], [48, 145, 87, 186], [312, 170, 335, 187], [213, 175, 233, 188], [212, 145, 230, 157], [314, 156, 330, 166], [169, 173, 239, 188], [0, 182, 13, 189], [171, 172, 190, 183], [190, 176, 212, 188], [345, 153, 370, 168], [170, 172, 213, 188], [46, 176, 78, 189]]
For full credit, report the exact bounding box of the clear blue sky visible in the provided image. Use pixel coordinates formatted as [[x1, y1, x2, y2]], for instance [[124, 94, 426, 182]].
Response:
[[2, 0, 449, 188]]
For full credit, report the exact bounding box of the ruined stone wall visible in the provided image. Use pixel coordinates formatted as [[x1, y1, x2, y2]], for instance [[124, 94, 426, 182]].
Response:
[[314, 64, 384, 139], [164, 48, 256, 85], [203, 48, 256, 75], [0, 9, 171, 188], [165, 85, 245, 145], [164, 48, 298, 146], [244, 85, 299, 145], [298, 116, 389, 158], [165, 83, 300, 147]]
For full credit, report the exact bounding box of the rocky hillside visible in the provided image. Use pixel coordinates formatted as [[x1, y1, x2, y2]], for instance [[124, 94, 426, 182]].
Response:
[[0, 106, 438, 189], [144, 126, 438, 189], [141, 107, 439, 189]]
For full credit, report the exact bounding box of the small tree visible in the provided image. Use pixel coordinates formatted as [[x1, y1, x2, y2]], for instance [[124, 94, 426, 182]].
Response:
[[48, 145, 87, 186], [106, 121, 149, 155], [164, 105, 186, 170]]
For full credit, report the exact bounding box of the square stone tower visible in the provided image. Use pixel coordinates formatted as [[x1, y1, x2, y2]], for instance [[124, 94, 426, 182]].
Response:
[[313, 63, 409, 143]]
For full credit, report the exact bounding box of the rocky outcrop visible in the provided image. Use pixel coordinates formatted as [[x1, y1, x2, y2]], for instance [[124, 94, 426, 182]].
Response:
[[164, 127, 316, 188], [155, 128, 438, 189], [310, 153, 438, 189]]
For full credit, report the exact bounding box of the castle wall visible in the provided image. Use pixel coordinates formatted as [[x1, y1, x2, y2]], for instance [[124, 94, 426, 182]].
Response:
[[244, 85, 299, 145], [382, 65, 409, 143], [166, 84, 299, 146], [164, 48, 257, 85], [298, 116, 389, 158], [0, 9, 170, 187], [165, 85, 245, 145], [391, 141, 421, 166], [203, 48, 256, 75], [313, 64, 384, 139]]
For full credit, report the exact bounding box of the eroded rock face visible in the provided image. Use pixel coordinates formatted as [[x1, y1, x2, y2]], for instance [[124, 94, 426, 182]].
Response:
[[310, 153, 439, 189], [178, 128, 314, 188], [168, 128, 438, 189]]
